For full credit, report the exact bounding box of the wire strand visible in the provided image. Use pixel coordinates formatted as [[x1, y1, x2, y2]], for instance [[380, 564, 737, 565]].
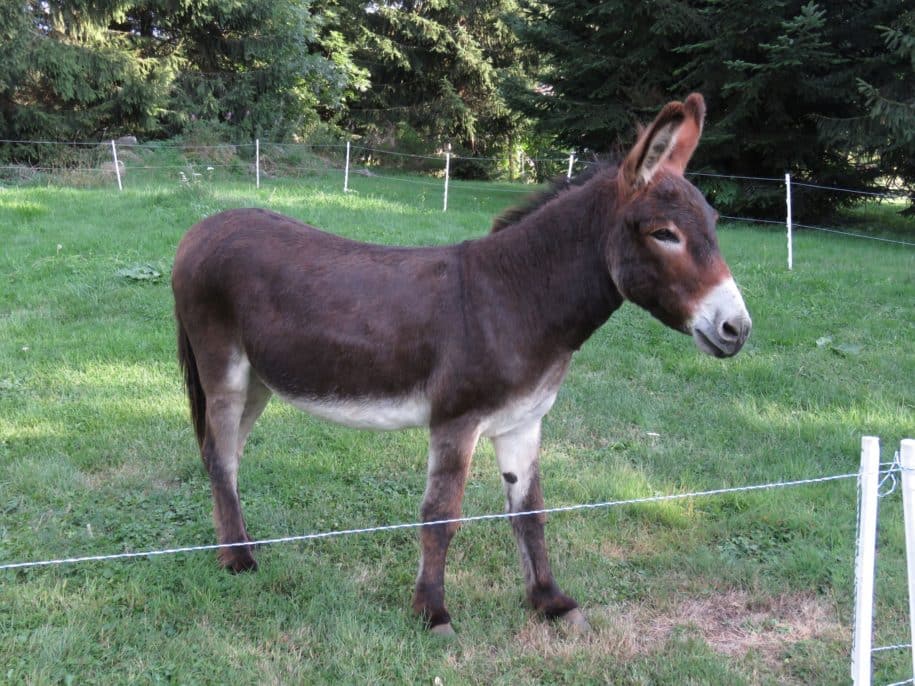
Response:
[[0, 470, 860, 572], [791, 180, 910, 199], [872, 643, 913, 653], [793, 222, 915, 246], [688, 171, 784, 182]]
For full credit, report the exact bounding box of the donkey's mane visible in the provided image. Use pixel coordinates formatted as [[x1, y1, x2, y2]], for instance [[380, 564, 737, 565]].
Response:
[[490, 162, 613, 233]]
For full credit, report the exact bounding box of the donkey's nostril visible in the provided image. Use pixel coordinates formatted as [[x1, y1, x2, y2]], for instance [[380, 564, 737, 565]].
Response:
[[720, 319, 739, 340]]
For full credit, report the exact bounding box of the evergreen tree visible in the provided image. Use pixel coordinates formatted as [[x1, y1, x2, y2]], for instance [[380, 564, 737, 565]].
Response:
[[0, 1, 175, 144], [820, 13, 915, 205], [510, 0, 914, 215], [151, 0, 347, 141], [0, 0, 348, 148], [323, 0, 529, 168], [507, 0, 705, 150]]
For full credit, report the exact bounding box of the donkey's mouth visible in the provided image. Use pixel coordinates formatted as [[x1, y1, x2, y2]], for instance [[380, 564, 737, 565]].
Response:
[[693, 327, 729, 358]]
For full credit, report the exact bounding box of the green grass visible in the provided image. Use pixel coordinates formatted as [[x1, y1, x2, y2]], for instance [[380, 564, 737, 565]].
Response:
[[1, 171, 913, 684]]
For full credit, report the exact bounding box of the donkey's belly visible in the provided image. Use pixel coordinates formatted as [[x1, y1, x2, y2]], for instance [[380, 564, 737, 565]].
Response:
[[274, 390, 432, 431]]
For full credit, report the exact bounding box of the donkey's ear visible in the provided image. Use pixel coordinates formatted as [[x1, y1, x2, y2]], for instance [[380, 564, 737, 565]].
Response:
[[665, 93, 705, 175], [620, 93, 705, 192]]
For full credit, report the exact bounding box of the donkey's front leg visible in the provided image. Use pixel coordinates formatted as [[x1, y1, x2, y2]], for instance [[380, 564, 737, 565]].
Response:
[[413, 420, 480, 635], [492, 420, 589, 631]]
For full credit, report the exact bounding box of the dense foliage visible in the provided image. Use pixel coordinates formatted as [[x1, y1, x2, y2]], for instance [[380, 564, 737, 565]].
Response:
[[0, 2, 175, 144], [511, 0, 914, 214], [1, 0, 913, 208], [0, 0, 344, 151]]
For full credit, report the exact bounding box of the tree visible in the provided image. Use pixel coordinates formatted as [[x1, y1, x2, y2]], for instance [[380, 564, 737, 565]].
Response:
[[819, 13, 915, 207], [322, 0, 531, 172], [0, 1, 175, 146], [0, 0, 349, 151], [507, 0, 706, 150], [676, 0, 888, 215], [510, 0, 915, 217], [153, 0, 347, 141]]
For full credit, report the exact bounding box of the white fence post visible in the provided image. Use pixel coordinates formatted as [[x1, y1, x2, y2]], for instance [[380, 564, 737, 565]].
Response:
[[443, 144, 451, 212], [901, 439, 915, 683], [852, 435, 881, 685], [566, 152, 575, 180], [344, 141, 351, 193], [255, 139, 260, 189], [110, 140, 122, 192], [785, 172, 793, 270]]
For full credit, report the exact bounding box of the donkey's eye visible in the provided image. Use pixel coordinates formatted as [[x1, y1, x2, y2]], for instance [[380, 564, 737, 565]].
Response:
[[650, 228, 680, 244]]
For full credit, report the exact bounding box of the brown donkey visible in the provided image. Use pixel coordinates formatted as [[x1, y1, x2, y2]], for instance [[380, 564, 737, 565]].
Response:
[[172, 94, 751, 635]]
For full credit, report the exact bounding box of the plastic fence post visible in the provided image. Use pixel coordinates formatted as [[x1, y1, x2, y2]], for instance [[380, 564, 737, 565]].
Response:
[[901, 439, 915, 683], [344, 141, 351, 193], [110, 140, 122, 192], [443, 145, 451, 212], [255, 139, 260, 189], [567, 152, 575, 180], [852, 435, 881, 685], [785, 172, 793, 270]]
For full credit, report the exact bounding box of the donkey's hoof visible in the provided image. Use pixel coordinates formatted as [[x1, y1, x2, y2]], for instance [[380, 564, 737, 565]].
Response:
[[429, 622, 456, 637], [561, 608, 590, 633], [219, 548, 258, 573]]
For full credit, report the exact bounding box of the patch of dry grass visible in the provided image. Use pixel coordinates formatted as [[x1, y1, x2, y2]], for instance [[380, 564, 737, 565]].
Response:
[[508, 590, 849, 670]]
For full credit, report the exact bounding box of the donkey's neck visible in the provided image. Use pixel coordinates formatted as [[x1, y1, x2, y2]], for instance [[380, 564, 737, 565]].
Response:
[[468, 173, 624, 354]]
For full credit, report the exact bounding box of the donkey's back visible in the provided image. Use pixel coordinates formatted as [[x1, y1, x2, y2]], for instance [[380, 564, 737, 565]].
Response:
[[173, 208, 468, 419]]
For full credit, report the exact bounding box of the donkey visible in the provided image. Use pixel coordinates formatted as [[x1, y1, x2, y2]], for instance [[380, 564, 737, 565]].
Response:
[[172, 94, 751, 635]]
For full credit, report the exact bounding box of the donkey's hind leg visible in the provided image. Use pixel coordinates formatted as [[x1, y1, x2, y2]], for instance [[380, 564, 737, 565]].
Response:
[[202, 362, 271, 573], [492, 420, 589, 631]]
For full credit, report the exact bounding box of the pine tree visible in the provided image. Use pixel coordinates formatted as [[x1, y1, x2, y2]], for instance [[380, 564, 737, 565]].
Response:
[[153, 0, 346, 141], [511, 0, 914, 216], [323, 0, 529, 168], [0, 1, 175, 144], [820, 13, 915, 206], [679, 0, 913, 215], [507, 0, 705, 150], [0, 0, 349, 149]]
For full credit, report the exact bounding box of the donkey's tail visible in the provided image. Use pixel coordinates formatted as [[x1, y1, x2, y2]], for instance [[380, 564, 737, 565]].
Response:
[[176, 313, 207, 451]]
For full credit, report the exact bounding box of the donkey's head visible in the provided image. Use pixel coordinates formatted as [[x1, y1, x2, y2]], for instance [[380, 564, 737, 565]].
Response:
[[606, 93, 751, 357]]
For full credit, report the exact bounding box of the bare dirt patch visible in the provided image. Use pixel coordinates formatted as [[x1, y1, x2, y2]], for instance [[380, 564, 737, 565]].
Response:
[[629, 590, 843, 659], [513, 590, 843, 671]]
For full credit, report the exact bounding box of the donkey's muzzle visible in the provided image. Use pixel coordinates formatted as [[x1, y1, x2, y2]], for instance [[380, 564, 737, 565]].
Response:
[[693, 314, 751, 358], [689, 278, 752, 358]]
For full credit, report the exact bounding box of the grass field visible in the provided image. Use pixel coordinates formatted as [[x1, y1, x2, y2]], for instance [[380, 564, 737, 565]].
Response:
[[1, 170, 913, 684]]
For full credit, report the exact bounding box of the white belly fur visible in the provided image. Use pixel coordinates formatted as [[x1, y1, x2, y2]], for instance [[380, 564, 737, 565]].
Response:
[[253, 358, 566, 435], [480, 385, 560, 438], [480, 361, 568, 438], [275, 391, 432, 431], [274, 385, 559, 436]]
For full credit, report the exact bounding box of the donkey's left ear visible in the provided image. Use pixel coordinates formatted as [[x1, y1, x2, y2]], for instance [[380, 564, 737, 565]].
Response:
[[620, 93, 706, 193], [664, 93, 705, 175]]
